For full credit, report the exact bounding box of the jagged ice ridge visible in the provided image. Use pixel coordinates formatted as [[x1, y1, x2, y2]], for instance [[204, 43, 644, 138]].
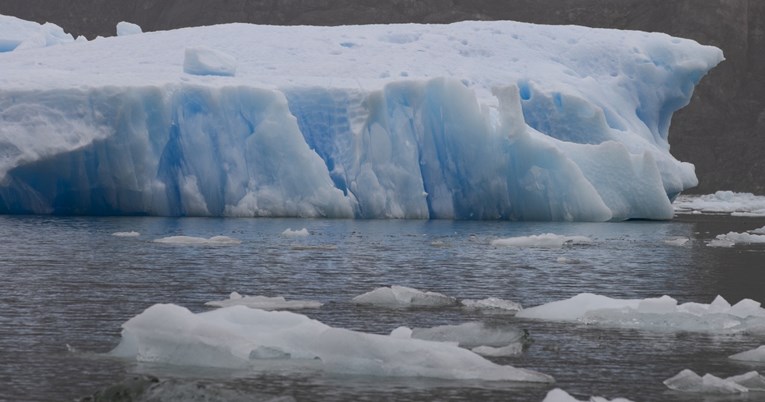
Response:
[[0, 18, 722, 220]]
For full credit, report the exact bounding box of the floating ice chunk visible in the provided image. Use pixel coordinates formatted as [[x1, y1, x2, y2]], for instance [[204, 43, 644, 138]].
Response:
[[351, 286, 457, 307], [730, 345, 765, 362], [205, 292, 322, 310], [729, 371, 765, 391], [460, 297, 522, 313], [183, 46, 237, 77], [517, 293, 640, 321], [708, 230, 765, 248], [491, 234, 592, 248], [542, 388, 634, 402], [110, 304, 553, 382], [282, 228, 310, 237], [674, 191, 765, 216], [153, 235, 241, 245], [518, 293, 765, 333], [0, 14, 75, 52], [112, 231, 140, 237], [664, 237, 689, 246], [410, 322, 528, 348], [471, 343, 523, 357], [664, 369, 759, 394], [116, 21, 142, 36]]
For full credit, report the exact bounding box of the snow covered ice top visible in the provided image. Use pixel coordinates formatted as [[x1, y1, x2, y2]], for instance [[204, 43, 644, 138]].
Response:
[[0, 18, 723, 220]]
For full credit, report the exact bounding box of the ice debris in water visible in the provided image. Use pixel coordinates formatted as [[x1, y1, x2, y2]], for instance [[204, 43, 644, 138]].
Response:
[[109, 304, 553, 382], [542, 388, 634, 402], [351, 286, 457, 307], [112, 231, 140, 237], [153, 235, 241, 245], [730, 345, 765, 362], [664, 369, 765, 393], [708, 226, 765, 248], [205, 292, 322, 310], [663, 237, 689, 246], [491, 234, 592, 248], [517, 293, 765, 333], [183, 46, 237, 77], [116, 21, 142, 36], [281, 228, 310, 237], [0, 19, 723, 220], [460, 297, 523, 313], [674, 191, 765, 217]]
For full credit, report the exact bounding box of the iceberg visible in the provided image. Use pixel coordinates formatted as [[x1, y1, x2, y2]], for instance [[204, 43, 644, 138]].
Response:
[[116, 21, 143, 37], [730, 345, 765, 363], [542, 388, 634, 402], [0, 19, 722, 220], [109, 303, 553, 383], [517, 293, 765, 333]]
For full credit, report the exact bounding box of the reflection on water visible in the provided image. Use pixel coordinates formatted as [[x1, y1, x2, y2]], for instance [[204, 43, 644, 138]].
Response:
[[0, 215, 763, 401]]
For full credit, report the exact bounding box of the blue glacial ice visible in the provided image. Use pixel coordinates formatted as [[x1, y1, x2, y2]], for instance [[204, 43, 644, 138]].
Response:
[[0, 18, 723, 220]]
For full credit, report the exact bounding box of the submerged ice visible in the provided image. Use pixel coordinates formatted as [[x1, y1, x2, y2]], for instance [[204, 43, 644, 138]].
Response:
[[109, 303, 553, 383], [0, 19, 722, 220]]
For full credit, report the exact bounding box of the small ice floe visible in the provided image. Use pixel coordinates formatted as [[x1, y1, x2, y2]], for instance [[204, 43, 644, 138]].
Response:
[[491, 234, 592, 248], [730, 345, 765, 362], [183, 46, 237, 77], [471, 343, 523, 357], [664, 369, 765, 393], [664, 237, 689, 246], [153, 235, 241, 245], [281, 228, 310, 237], [708, 227, 765, 248], [674, 191, 765, 216], [542, 388, 634, 402], [116, 21, 142, 36], [112, 231, 140, 237], [460, 297, 522, 313], [555, 257, 582, 264], [351, 285, 457, 307], [110, 304, 553, 383], [517, 293, 765, 333], [205, 292, 322, 310]]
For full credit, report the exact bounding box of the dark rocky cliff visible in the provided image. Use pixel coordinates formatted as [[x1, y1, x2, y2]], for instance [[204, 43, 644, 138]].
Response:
[[2, 0, 762, 194]]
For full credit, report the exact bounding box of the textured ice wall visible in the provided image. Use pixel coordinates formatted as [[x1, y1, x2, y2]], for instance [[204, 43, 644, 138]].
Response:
[[0, 20, 723, 220]]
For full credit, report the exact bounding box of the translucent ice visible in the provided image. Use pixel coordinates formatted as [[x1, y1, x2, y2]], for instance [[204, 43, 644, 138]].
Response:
[[0, 20, 722, 220], [729, 346, 765, 363], [116, 21, 143, 37], [110, 304, 553, 382], [408, 322, 529, 348], [460, 297, 523, 313], [0, 14, 76, 52], [205, 292, 322, 310]]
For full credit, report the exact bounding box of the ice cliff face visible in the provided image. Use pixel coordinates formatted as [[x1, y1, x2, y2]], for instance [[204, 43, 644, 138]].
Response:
[[0, 20, 722, 220]]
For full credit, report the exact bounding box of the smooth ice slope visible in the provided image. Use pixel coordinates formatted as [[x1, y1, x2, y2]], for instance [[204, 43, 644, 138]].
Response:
[[0, 19, 722, 219], [0, 14, 77, 52], [110, 303, 553, 382]]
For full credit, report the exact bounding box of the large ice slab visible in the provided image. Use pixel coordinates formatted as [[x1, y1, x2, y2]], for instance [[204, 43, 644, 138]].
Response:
[[0, 14, 77, 52], [517, 293, 765, 333], [664, 369, 765, 394], [542, 388, 634, 402], [0, 18, 722, 220], [109, 304, 553, 382], [352, 286, 457, 307], [730, 345, 765, 363]]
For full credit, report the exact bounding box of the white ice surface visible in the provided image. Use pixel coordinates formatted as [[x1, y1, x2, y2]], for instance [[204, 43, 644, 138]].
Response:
[[517, 293, 765, 333], [153, 235, 241, 245], [674, 191, 765, 217], [406, 322, 528, 348], [109, 303, 553, 382], [0, 17, 723, 220], [491, 234, 593, 248], [205, 292, 322, 310], [708, 227, 765, 248], [351, 286, 457, 307], [730, 345, 765, 363], [116, 21, 143, 37], [281, 228, 310, 237]]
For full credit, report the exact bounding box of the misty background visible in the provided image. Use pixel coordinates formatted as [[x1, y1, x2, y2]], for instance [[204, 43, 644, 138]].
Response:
[[2, 0, 762, 194]]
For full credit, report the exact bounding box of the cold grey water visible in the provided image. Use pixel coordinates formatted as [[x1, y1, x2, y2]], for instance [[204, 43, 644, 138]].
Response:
[[1, 214, 764, 401]]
